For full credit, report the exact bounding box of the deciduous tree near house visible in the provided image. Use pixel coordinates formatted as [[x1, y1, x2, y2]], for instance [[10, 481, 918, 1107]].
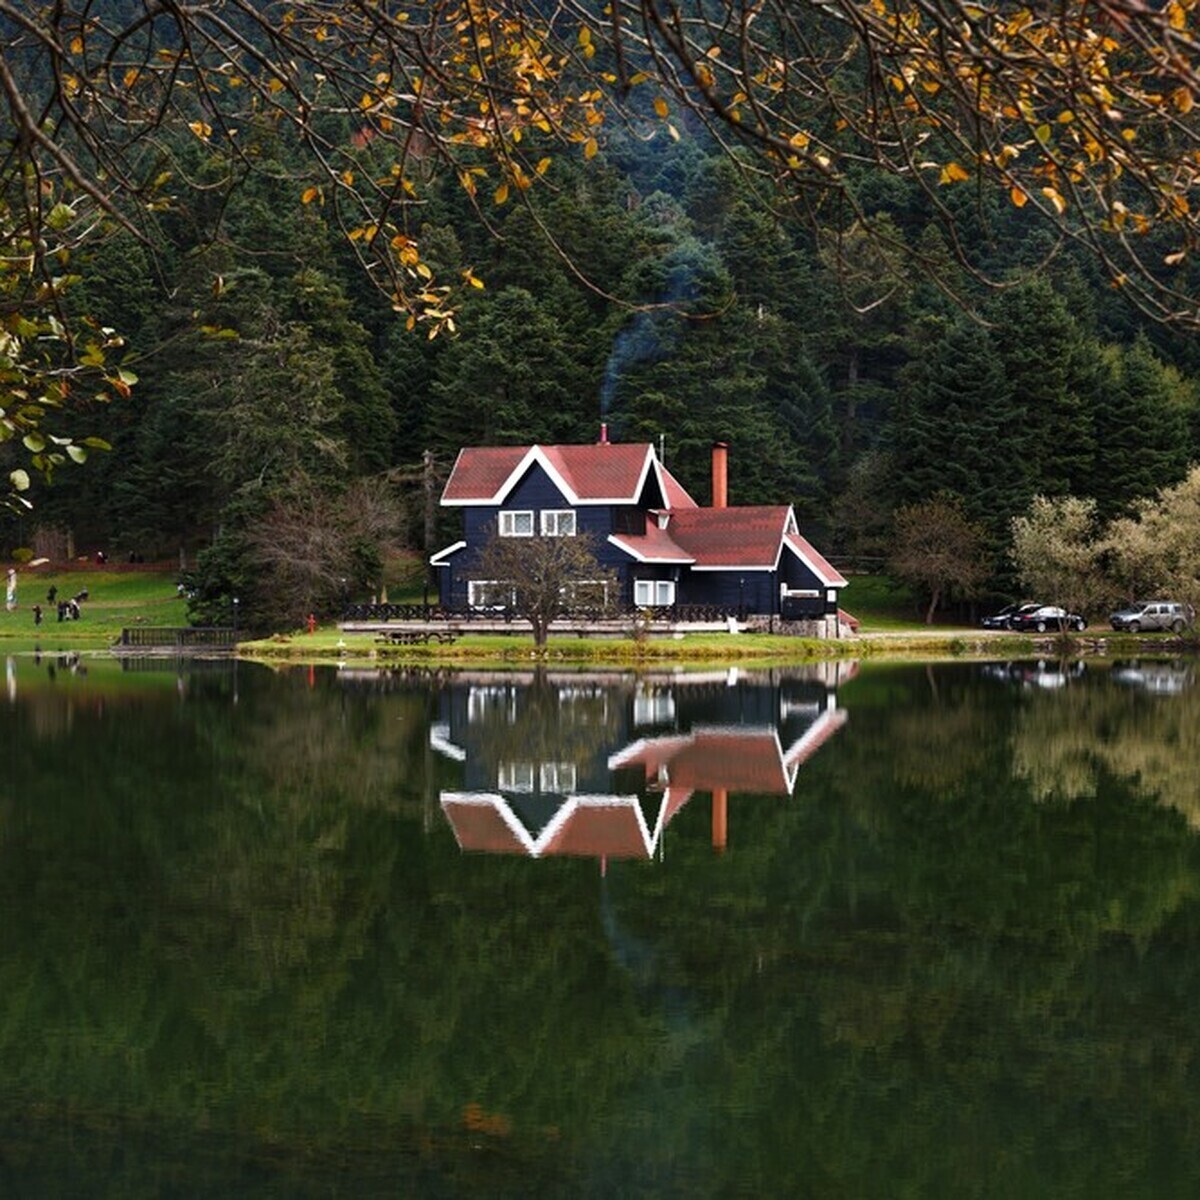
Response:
[[473, 529, 617, 648], [1010, 495, 1110, 624], [1105, 466, 1200, 614], [888, 493, 988, 624]]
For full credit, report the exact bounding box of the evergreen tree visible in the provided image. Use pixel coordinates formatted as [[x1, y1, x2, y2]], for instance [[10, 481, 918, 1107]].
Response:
[[1089, 336, 1191, 516]]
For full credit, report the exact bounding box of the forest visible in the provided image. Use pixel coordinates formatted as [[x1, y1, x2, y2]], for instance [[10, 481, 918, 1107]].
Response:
[[5, 2, 1200, 629]]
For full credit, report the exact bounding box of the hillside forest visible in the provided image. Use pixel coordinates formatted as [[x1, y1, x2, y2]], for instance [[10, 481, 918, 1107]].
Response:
[[5, 51, 1200, 628]]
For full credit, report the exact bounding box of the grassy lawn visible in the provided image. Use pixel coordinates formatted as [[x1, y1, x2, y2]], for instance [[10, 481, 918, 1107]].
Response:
[[3, 566, 1182, 663], [0, 568, 188, 650]]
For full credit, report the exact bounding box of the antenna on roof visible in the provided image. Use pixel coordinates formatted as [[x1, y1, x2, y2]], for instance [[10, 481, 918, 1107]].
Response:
[[659, 433, 665, 463]]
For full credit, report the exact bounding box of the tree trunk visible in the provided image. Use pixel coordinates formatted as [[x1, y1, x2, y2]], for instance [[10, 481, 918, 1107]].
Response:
[[925, 588, 940, 625]]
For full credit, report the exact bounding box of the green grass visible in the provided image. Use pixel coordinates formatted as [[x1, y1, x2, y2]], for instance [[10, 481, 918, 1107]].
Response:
[[840, 574, 928, 631], [0, 568, 187, 649]]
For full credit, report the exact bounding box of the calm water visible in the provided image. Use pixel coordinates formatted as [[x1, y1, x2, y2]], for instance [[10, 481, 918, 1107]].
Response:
[[3, 652, 1200, 1197]]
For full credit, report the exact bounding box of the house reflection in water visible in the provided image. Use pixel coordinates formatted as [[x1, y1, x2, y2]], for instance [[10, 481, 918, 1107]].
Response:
[[432, 663, 855, 861]]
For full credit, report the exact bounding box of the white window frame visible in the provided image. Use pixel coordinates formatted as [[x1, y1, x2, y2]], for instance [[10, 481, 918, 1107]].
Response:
[[634, 579, 676, 607], [468, 579, 515, 610], [563, 579, 610, 609], [499, 510, 534, 537], [540, 762, 577, 792], [498, 761, 536, 793], [540, 509, 576, 537]]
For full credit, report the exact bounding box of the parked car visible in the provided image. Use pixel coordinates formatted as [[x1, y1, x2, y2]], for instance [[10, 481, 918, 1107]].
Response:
[[1009, 604, 1087, 633], [981, 602, 1039, 630], [1109, 600, 1194, 633]]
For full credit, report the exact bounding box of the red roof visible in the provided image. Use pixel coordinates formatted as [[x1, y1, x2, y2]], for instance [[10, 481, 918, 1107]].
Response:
[[667, 506, 793, 569], [608, 522, 694, 564], [784, 533, 848, 587], [443, 442, 661, 505], [659, 464, 698, 508], [441, 792, 689, 860]]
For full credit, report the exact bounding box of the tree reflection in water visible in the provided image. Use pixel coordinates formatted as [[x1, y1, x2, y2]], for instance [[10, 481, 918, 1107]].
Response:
[[0, 656, 1199, 1195]]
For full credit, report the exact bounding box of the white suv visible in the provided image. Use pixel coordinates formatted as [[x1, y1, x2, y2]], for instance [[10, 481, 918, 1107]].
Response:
[[1109, 601, 1194, 633]]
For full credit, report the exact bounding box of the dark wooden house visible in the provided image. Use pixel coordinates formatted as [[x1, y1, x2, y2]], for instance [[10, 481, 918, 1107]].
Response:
[[431, 434, 845, 622]]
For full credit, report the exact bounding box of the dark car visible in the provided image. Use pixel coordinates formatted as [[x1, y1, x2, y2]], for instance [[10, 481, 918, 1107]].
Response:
[[1009, 604, 1086, 633], [981, 602, 1039, 630]]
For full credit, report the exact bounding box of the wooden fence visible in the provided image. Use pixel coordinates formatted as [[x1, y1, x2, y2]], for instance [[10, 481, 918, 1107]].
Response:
[[118, 626, 237, 649]]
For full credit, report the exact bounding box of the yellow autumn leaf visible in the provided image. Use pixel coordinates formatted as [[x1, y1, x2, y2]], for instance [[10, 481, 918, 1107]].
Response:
[[939, 161, 970, 184], [1173, 88, 1194, 114], [301, 186, 320, 204], [535, 157, 552, 176], [70, 36, 83, 54], [123, 68, 140, 89], [584, 137, 598, 159], [189, 121, 212, 141], [1010, 186, 1029, 208], [653, 97, 669, 118], [1042, 186, 1067, 214], [494, 181, 509, 204], [341, 169, 354, 186]]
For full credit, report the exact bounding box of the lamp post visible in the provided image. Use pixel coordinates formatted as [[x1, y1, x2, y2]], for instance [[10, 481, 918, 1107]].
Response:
[[232, 596, 239, 639]]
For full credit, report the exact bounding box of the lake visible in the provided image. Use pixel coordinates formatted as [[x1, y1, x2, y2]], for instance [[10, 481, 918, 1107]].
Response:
[[2, 652, 1200, 1196]]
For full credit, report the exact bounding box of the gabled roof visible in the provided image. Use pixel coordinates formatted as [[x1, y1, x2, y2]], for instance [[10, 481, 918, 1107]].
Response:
[[783, 533, 848, 587], [440, 791, 689, 860], [608, 709, 848, 795], [667, 506, 795, 570], [607, 523, 694, 564], [442, 441, 695, 507]]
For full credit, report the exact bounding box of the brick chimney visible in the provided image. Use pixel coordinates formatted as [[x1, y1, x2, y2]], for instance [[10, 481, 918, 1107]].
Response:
[[599, 422, 609, 445], [711, 441, 728, 508]]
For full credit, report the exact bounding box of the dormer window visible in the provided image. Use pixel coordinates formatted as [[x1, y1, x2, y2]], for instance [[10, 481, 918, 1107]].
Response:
[[540, 509, 576, 536], [499, 510, 534, 537]]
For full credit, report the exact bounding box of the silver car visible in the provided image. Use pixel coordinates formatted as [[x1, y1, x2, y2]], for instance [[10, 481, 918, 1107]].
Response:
[[1109, 601, 1194, 633]]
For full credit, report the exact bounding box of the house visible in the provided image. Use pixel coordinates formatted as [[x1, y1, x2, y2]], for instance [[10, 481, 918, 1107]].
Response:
[[430, 430, 846, 628]]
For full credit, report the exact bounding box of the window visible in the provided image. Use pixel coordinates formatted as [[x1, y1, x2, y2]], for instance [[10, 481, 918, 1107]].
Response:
[[497, 762, 576, 793], [563, 579, 610, 610], [499, 510, 534, 537], [634, 686, 676, 727], [540, 509, 576, 536], [613, 508, 646, 536], [634, 579, 676, 607], [468, 579, 514, 610], [540, 762, 577, 793]]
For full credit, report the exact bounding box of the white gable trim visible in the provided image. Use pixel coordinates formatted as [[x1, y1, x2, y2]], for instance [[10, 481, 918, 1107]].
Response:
[[606, 534, 694, 564], [429, 540, 466, 566], [783, 536, 846, 588], [443, 444, 658, 507]]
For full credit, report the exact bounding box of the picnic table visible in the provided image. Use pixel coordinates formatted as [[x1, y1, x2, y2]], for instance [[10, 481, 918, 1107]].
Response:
[[375, 629, 458, 646]]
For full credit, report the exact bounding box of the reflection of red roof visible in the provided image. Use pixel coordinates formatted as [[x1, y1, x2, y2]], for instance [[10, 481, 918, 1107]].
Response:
[[442, 799, 529, 854], [542, 804, 650, 858], [441, 791, 691, 860], [610, 710, 848, 795], [443, 443, 663, 505]]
